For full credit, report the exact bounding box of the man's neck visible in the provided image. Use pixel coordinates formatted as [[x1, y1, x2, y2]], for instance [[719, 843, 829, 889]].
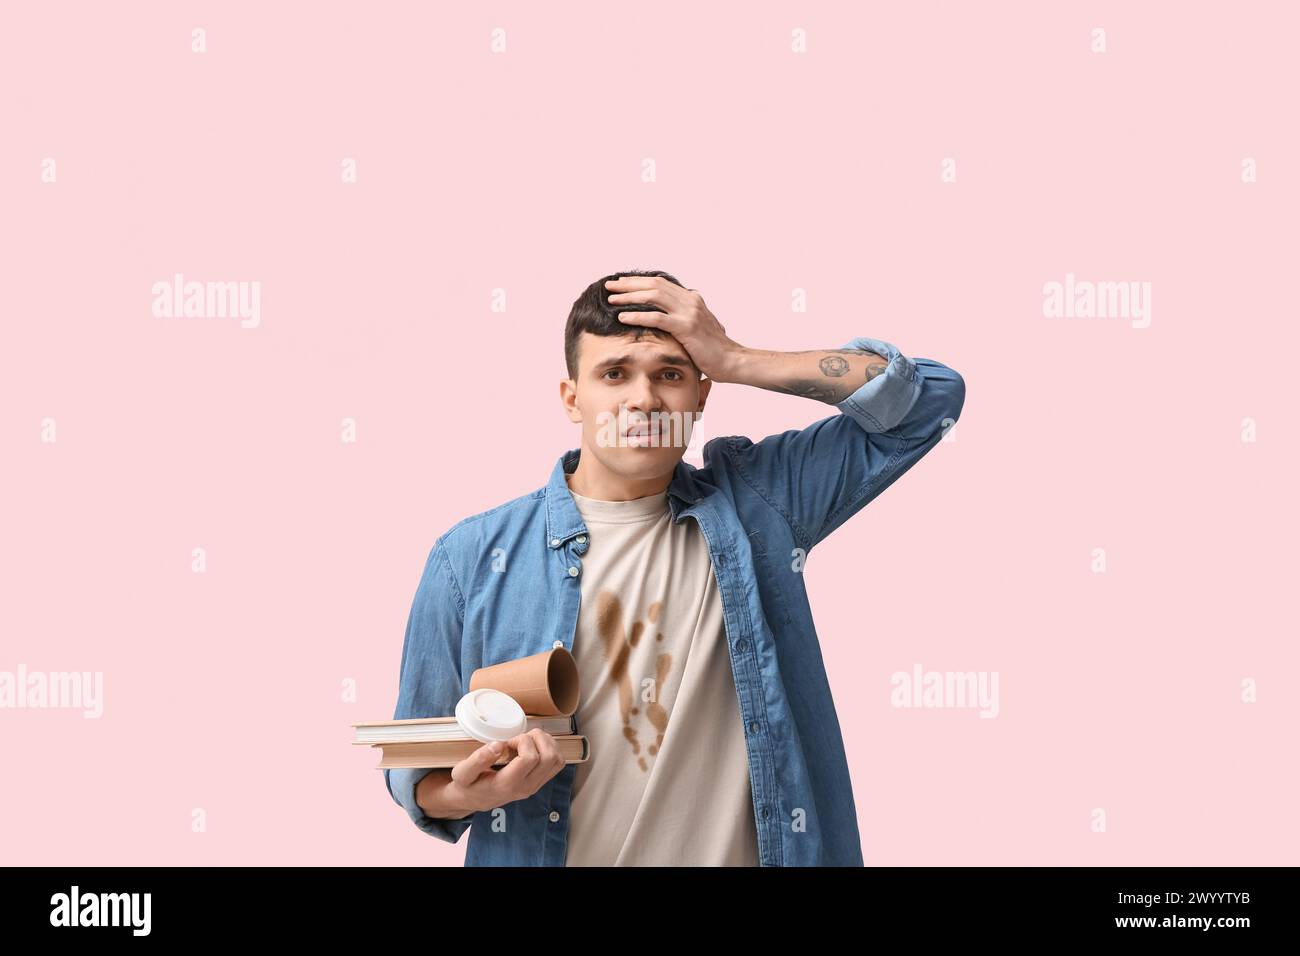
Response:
[[566, 449, 674, 502]]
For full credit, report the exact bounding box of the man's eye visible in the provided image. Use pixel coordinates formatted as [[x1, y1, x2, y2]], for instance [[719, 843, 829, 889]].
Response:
[[602, 369, 682, 381]]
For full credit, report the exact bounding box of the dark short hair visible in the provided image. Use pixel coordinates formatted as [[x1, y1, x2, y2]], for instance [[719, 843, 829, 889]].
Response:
[[564, 269, 698, 380]]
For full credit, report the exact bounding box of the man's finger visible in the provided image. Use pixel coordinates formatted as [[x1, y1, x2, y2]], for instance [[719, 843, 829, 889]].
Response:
[[607, 288, 662, 305], [608, 285, 689, 324], [613, 307, 672, 329], [494, 732, 540, 790], [450, 741, 505, 786], [522, 731, 565, 786]]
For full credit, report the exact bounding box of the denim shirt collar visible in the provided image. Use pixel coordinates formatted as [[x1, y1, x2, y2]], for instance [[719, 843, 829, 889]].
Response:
[[544, 446, 704, 549]]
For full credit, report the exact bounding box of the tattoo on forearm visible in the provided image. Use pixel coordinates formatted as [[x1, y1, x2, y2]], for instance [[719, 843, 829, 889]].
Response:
[[762, 348, 891, 404], [819, 355, 850, 377], [766, 380, 844, 402], [796, 348, 888, 365]]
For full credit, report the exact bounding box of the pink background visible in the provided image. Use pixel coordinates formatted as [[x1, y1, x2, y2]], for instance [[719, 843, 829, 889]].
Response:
[[2, 2, 1296, 865]]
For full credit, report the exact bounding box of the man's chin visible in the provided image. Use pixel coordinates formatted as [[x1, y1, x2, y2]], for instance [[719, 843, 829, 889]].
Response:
[[592, 441, 684, 474]]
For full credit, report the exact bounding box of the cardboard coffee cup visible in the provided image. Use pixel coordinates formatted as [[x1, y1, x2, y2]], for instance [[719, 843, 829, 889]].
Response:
[[469, 646, 580, 717]]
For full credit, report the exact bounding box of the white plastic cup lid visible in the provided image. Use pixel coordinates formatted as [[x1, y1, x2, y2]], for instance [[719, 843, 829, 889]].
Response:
[[455, 688, 527, 744]]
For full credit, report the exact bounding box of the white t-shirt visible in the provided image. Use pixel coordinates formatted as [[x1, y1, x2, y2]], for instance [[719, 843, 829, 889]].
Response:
[[562, 476, 760, 866]]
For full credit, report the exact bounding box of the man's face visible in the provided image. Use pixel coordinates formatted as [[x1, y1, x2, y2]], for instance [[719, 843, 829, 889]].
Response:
[[561, 330, 712, 479]]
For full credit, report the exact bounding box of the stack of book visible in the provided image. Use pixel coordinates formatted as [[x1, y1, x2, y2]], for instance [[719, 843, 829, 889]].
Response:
[[353, 715, 590, 769]]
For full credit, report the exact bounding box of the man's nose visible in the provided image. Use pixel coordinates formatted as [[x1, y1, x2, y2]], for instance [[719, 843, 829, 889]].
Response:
[[624, 376, 662, 414]]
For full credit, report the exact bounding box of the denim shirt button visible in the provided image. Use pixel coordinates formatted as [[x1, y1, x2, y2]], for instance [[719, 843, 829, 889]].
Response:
[[567, 566, 579, 577], [550, 538, 560, 547], [576, 535, 587, 543], [552, 640, 564, 649], [548, 811, 560, 823], [749, 721, 760, 734], [734, 638, 745, 651]]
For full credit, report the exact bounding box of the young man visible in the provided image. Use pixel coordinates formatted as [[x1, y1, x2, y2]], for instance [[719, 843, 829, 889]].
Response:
[[385, 270, 965, 866]]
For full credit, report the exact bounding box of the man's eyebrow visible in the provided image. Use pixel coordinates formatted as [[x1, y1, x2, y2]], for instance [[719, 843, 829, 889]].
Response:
[[591, 352, 692, 371]]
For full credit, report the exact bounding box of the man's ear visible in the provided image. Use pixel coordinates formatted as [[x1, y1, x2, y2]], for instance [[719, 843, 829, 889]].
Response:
[[560, 378, 582, 424], [696, 375, 713, 412]]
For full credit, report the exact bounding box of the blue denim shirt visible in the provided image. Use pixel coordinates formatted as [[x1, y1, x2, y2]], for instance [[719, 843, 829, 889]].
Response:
[[385, 336, 965, 866]]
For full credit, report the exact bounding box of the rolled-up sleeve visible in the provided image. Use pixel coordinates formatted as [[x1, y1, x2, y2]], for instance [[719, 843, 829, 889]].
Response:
[[386, 767, 473, 843], [834, 336, 964, 441], [383, 538, 474, 844], [833, 336, 923, 433]]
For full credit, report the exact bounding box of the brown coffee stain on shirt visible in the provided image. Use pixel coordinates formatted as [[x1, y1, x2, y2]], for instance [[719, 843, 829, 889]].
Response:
[[594, 590, 673, 772]]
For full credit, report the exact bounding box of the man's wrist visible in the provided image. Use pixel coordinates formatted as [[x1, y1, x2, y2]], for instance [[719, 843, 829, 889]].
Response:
[[416, 769, 476, 820], [713, 346, 755, 385]]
